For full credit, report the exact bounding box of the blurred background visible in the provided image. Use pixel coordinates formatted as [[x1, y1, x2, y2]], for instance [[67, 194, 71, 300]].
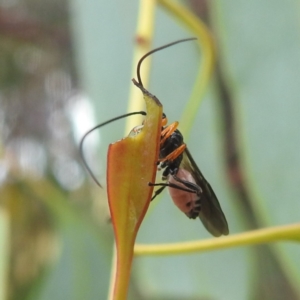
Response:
[[0, 0, 300, 299]]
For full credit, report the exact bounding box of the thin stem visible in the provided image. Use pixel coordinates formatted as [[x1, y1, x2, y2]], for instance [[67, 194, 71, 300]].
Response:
[[134, 223, 300, 256]]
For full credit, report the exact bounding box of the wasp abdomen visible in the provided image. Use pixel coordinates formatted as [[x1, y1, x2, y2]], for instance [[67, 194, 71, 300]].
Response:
[[168, 169, 201, 218]]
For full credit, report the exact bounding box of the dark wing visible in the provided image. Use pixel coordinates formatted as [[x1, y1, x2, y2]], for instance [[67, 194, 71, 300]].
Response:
[[181, 147, 229, 237]]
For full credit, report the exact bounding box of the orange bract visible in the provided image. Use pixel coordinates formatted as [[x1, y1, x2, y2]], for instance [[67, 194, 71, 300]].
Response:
[[107, 80, 162, 299]]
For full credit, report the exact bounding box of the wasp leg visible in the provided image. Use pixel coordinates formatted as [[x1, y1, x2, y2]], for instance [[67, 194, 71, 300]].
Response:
[[171, 171, 202, 194], [159, 144, 186, 163], [160, 121, 179, 145], [148, 182, 197, 195], [185, 199, 202, 219], [187, 210, 200, 219], [149, 185, 166, 201]]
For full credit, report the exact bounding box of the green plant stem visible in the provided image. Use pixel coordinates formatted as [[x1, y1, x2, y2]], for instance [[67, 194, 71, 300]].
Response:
[[134, 223, 300, 256]]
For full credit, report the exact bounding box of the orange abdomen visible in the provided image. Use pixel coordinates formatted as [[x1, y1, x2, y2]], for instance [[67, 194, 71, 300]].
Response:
[[168, 169, 199, 214]]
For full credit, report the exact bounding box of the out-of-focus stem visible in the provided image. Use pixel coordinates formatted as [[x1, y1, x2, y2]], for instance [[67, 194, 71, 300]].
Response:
[[0, 209, 9, 300], [158, 0, 215, 139], [125, 0, 157, 134]]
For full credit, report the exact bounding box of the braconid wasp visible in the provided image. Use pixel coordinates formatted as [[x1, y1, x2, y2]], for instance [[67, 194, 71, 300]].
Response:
[[80, 38, 229, 237]]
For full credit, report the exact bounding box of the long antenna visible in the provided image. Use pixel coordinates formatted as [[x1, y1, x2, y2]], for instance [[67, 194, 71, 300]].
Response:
[[79, 111, 146, 187], [136, 37, 197, 87]]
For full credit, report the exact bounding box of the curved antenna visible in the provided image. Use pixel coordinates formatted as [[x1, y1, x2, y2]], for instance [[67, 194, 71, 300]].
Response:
[[79, 111, 146, 187], [136, 37, 197, 87]]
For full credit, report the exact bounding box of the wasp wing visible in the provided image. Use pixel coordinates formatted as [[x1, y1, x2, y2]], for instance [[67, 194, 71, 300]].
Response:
[[181, 147, 229, 237]]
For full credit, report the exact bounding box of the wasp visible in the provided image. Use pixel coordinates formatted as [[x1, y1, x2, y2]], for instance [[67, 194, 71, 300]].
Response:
[[151, 121, 229, 237], [80, 38, 229, 237]]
